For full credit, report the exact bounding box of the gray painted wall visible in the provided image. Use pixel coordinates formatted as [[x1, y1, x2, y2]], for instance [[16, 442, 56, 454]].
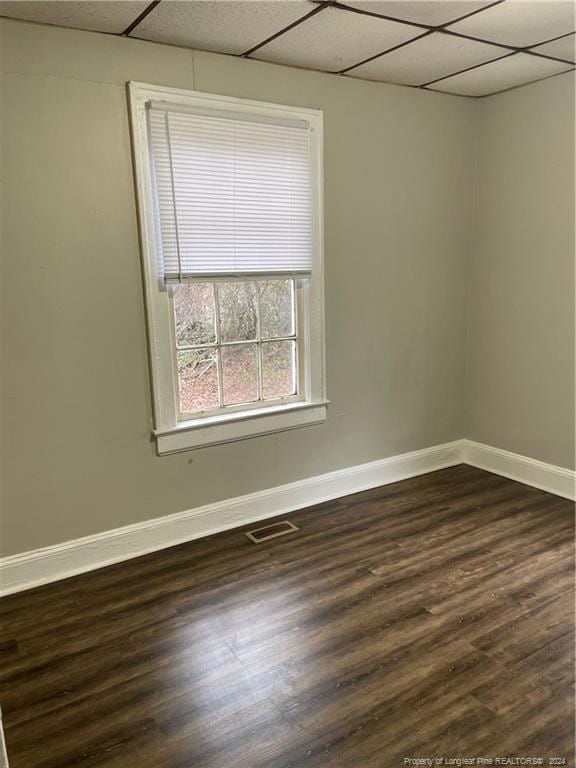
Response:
[[0, 20, 476, 556], [467, 72, 575, 469], [1, 20, 574, 560]]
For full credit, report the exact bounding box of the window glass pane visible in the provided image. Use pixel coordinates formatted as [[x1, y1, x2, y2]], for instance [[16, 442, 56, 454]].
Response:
[[173, 283, 216, 347], [259, 280, 294, 339], [222, 344, 258, 405], [218, 282, 257, 342], [262, 341, 296, 400], [177, 349, 219, 413]]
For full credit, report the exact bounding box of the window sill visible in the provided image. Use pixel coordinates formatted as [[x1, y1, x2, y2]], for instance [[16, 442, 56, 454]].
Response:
[[154, 401, 329, 455]]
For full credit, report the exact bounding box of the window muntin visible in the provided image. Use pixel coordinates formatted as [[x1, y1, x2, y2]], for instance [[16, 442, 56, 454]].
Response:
[[173, 278, 301, 418]]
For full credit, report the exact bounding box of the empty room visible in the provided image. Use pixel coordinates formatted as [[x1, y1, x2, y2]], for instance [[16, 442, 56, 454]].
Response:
[[0, 0, 574, 765]]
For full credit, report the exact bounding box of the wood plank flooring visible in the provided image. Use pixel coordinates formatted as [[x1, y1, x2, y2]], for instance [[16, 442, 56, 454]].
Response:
[[0, 465, 574, 767]]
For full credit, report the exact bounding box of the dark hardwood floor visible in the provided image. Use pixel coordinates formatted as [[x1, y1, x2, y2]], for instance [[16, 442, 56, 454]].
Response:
[[0, 464, 574, 767]]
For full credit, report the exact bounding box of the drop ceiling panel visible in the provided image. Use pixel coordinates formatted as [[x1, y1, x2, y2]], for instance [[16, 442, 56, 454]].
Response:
[[531, 32, 576, 62], [0, 0, 149, 33], [343, 1, 495, 27], [428, 51, 573, 95], [449, 0, 576, 47], [133, 0, 314, 55], [348, 31, 506, 84], [0, 0, 574, 97], [251, 5, 421, 72]]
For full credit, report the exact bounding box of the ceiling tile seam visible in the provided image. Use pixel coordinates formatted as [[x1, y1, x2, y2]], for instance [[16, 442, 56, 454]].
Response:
[[331, 0, 506, 34], [326, 1, 575, 71], [439, 28, 518, 51], [241, 1, 332, 57], [425, 86, 483, 99], [520, 48, 575, 66], [0, 14, 126, 37], [338, 71, 424, 90], [337, 30, 507, 78], [329, 2, 431, 32], [526, 30, 576, 48], [521, 30, 576, 65], [475, 66, 576, 98], [338, 30, 434, 75], [310, 3, 574, 79], [434, 0, 506, 30], [419, 50, 517, 88], [336, 23, 576, 79], [344, 64, 572, 97], [336, 70, 488, 98], [420, 53, 576, 92], [440, 27, 576, 63], [122, 0, 162, 36]]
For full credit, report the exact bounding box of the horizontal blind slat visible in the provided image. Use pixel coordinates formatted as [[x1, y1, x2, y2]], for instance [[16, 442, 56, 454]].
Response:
[[147, 105, 313, 281]]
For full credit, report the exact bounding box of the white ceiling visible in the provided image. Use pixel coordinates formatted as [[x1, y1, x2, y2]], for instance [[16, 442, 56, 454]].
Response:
[[133, 0, 313, 53], [251, 6, 420, 70], [0, 0, 574, 97], [0, 0, 151, 32]]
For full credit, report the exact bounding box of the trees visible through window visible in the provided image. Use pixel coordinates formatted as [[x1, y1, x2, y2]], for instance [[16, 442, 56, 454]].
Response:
[[174, 279, 298, 415]]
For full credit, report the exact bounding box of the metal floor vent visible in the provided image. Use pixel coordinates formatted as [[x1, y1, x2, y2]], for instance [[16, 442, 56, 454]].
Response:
[[245, 520, 299, 544]]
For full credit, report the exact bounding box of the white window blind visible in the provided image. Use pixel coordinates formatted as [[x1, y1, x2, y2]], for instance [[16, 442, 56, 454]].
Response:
[[147, 103, 313, 283]]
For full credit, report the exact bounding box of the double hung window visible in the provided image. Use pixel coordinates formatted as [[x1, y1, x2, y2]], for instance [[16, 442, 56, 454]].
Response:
[[129, 83, 326, 453]]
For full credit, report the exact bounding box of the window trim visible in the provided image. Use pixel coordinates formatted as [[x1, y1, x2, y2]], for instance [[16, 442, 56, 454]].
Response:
[[128, 82, 327, 454]]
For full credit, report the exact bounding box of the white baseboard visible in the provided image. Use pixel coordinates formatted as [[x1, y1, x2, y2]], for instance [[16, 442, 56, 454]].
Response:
[[461, 439, 575, 502], [2, 438, 573, 597], [0, 440, 462, 596], [0, 708, 8, 768]]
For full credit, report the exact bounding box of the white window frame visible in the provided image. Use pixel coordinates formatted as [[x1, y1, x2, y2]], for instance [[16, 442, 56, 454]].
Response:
[[128, 82, 327, 455]]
